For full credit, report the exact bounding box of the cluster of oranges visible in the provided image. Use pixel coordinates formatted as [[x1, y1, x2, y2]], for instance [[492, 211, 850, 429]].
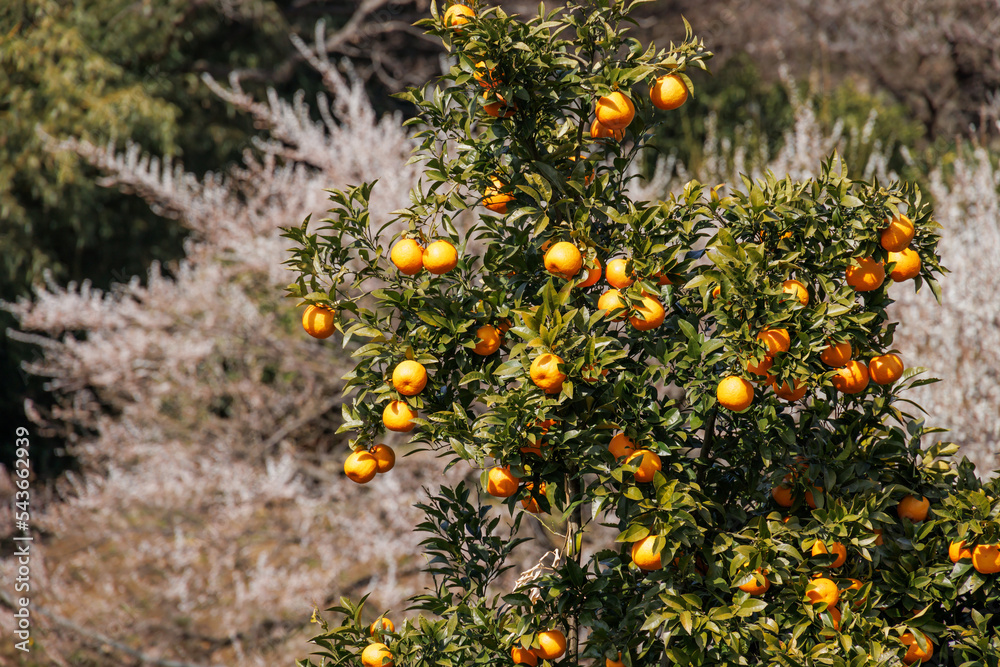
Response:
[[846, 213, 922, 291], [363, 618, 396, 667], [389, 237, 459, 276], [510, 629, 567, 665]]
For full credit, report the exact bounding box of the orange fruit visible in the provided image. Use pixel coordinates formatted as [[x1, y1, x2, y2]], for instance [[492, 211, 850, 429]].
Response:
[[831, 360, 870, 394], [746, 355, 774, 381], [598, 289, 627, 319], [820, 341, 852, 367], [544, 241, 583, 279], [812, 539, 847, 568], [631, 536, 663, 571], [371, 443, 395, 474], [821, 605, 842, 632], [901, 631, 934, 665], [473, 324, 501, 355], [606, 652, 625, 667], [711, 285, 722, 299], [520, 481, 546, 513], [390, 238, 424, 275], [486, 466, 519, 498], [443, 3, 474, 27], [949, 540, 973, 562], [345, 450, 378, 484], [896, 494, 930, 522], [362, 643, 394, 667], [383, 400, 417, 432], [473, 61, 500, 89], [738, 569, 771, 595], [844, 579, 867, 607], [757, 328, 791, 356], [972, 544, 1000, 574], [483, 93, 517, 118], [625, 449, 662, 483], [771, 378, 807, 401], [869, 353, 904, 384], [568, 155, 595, 186], [629, 293, 665, 331], [590, 118, 625, 141], [650, 74, 688, 110], [535, 630, 567, 660], [717, 375, 754, 412], [302, 304, 336, 339], [782, 279, 809, 306], [805, 577, 840, 607], [805, 486, 821, 509], [392, 360, 428, 396], [771, 474, 794, 507], [888, 247, 921, 282], [880, 214, 914, 252], [605, 258, 634, 289], [530, 353, 566, 394], [579, 258, 602, 287], [609, 433, 637, 459], [873, 528, 884, 546], [845, 257, 885, 292], [595, 91, 635, 130], [423, 240, 458, 274], [370, 618, 394, 635], [483, 177, 514, 214], [655, 272, 672, 286], [511, 646, 537, 666]]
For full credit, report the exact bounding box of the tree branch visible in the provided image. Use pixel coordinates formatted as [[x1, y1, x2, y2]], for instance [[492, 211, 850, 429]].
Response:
[[696, 407, 718, 486]]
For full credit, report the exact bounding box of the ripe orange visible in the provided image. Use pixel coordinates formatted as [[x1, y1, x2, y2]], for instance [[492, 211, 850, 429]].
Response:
[[631, 536, 663, 571], [812, 540, 847, 568], [949, 540, 973, 562], [362, 643, 394, 667], [625, 449, 661, 483], [383, 400, 417, 432], [590, 118, 625, 141], [869, 353, 904, 384], [544, 241, 583, 279], [370, 617, 394, 635], [473, 61, 500, 89], [579, 258, 602, 287], [757, 328, 791, 356], [717, 376, 754, 412], [568, 155, 595, 186], [535, 630, 567, 660], [746, 355, 774, 381], [443, 3, 474, 27], [772, 378, 807, 401], [805, 577, 840, 607], [390, 238, 424, 275], [873, 528, 884, 546], [650, 74, 688, 110], [972, 544, 1000, 574], [486, 466, 519, 498], [609, 433, 637, 459], [805, 486, 821, 509], [530, 353, 566, 394], [483, 92, 516, 118], [832, 360, 870, 394], [511, 646, 537, 666], [598, 289, 626, 319], [605, 258, 634, 289], [738, 569, 771, 595], [844, 579, 867, 607], [782, 279, 809, 306], [845, 257, 885, 291], [302, 304, 336, 339], [629, 293, 665, 331], [483, 176, 514, 214], [423, 240, 458, 274], [605, 652, 625, 667], [880, 214, 914, 252], [771, 474, 794, 507], [896, 494, 930, 522], [392, 360, 428, 396], [821, 605, 842, 632], [655, 272, 672, 286], [520, 481, 546, 513], [900, 631, 934, 665], [888, 247, 921, 282], [820, 341, 852, 367], [595, 91, 635, 130], [371, 444, 395, 473], [711, 285, 722, 299], [345, 450, 378, 484], [473, 324, 501, 355]]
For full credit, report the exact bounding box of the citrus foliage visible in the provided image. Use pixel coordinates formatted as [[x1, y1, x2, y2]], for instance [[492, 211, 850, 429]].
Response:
[[283, 1, 1000, 665]]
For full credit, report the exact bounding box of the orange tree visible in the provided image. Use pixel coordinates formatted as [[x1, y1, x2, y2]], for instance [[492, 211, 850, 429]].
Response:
[[282, 1, 1000, 665]]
